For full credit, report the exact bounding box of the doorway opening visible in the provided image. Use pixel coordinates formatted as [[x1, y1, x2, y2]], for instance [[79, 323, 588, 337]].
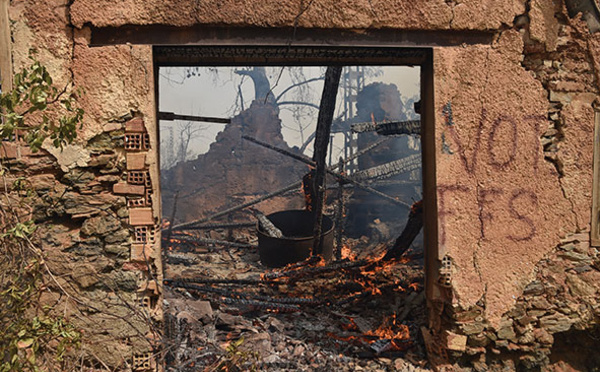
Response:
[[155, 46, 436, 371]]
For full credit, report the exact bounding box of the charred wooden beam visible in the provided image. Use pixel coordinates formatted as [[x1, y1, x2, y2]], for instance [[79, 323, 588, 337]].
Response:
[[382, 200, 423, 261], [334, 157, 345, 261], [220, 297, 301, 313], [376, 120, 421, 136], [164, 277, 262, 286], [352, 154, 421, 182], [312, 66, 343, 254], [302, 170, 317, 211], [336, 173, 411, 208], [242, 135, 312, 167], [272, 259, 368, 282], [261, 256, 323, 280], [158, 111, 231, 124], [351, 120, 421, 135], [370, 339, 394, 355], [252, 209, 284, 238], [181, 221, 255, 230], [169, 234, 257, 249], [170, 181, 301, 231]]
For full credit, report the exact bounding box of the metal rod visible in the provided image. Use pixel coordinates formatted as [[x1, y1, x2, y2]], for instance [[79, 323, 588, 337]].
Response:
[[158, 111, 231, 124]]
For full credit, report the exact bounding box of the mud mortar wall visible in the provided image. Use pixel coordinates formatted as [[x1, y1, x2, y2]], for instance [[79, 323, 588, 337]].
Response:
[[3, 0, 600, 370]]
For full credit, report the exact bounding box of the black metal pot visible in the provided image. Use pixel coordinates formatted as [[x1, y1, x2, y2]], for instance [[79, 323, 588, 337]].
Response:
[[256, 210, 334, 268]]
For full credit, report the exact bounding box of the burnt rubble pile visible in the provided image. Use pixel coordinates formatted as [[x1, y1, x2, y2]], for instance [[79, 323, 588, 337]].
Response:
[[163, 225, 430, 372]]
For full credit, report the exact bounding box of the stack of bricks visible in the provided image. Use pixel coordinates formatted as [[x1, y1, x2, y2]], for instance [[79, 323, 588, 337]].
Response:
[[113, 117, 161, 371], [114, 117, 157, 263]]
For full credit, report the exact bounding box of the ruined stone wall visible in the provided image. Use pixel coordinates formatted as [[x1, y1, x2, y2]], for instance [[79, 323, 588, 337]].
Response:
[[430, 3, 600, 370], [4, 0, 162, 369], [3, 0, 599, 370]]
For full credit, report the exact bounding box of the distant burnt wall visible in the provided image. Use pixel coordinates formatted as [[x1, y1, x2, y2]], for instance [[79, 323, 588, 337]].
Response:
[[161, 101, 307, 224]]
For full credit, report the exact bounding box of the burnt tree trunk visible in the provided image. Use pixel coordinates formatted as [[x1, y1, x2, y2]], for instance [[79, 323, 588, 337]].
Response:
[[312, 66, 342, 256]]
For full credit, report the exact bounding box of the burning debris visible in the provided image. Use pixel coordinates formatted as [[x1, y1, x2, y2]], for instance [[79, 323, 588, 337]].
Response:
[[161, 69, 425, 371], [163, 213, 428, 371]]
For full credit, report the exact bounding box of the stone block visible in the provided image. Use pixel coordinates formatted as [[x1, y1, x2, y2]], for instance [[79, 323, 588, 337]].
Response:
[[103, 122, 122, 132], [126, 153, 146, 170], [113, 182, 145, 196], [549, 90, 572, 104], [0, 142, 32, 159], [444, 330, 467, 351], [125, 117, 146, 133], [129, 208, 154, 225], [539, 313, 575, 333]]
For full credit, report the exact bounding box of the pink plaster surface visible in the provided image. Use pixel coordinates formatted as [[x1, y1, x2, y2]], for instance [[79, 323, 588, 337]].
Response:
[[434, 31, 576, 325], [69, 0, 524, 31]]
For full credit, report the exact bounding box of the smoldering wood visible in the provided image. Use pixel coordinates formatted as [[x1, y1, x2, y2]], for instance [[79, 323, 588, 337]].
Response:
[[274, 259, 369, 282], [253, 209, 284, 238], [158, 111, 231, 124], [351, 120, 421, 135], [311, 66, 343, 254], [166, 253, 198, 266], [370, 339, 394, 355], [351, 154, 421, 182], [382, 200, 423, 261], [302, 170, 317, 211], [261, 256, 323, 280]]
